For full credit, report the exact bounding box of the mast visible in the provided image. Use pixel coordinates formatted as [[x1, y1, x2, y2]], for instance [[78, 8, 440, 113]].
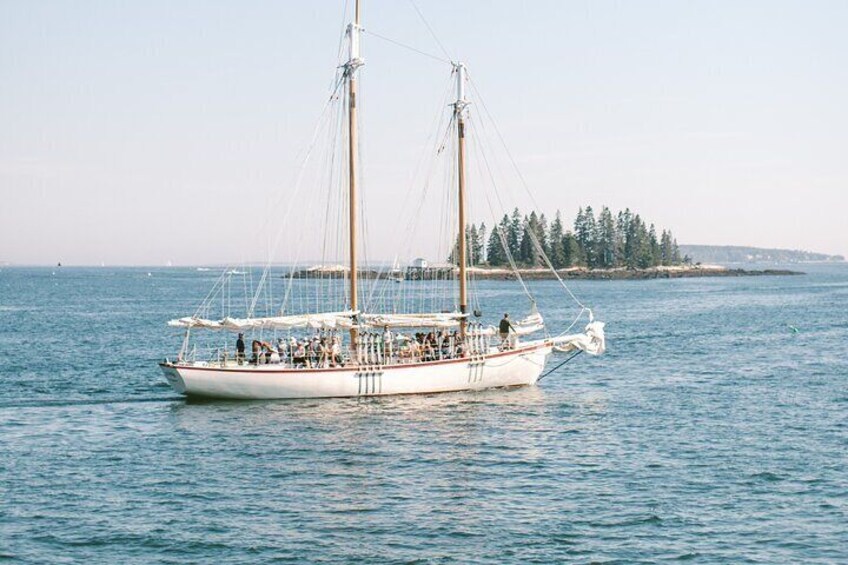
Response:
[[454, 62, 469, 338], [346, 0, 364, 347]]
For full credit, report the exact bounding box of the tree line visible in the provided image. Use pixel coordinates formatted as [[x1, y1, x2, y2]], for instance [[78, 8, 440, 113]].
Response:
[[451, 206, 687, 269]]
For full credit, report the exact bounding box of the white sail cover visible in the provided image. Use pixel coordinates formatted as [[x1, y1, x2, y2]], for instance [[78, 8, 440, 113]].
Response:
[[464, 310, 546, 337], [551, 321, 606, 356], [168, 311, 358, 331], [361, 312, 466, 329], [168, 309, 549, 335], [363, 311, 545, 334]]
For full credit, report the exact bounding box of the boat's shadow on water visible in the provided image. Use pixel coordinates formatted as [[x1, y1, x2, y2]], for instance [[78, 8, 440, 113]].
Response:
[[168, 385, 554, 430], [179, 383, 546, 408]]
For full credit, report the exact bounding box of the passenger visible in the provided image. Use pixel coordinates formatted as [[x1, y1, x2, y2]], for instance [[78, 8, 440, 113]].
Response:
[[424, 332, 436, 361], [250, 339, 262, 365], [308, 336, 320, 367], [383, 329, 394, 363], [409, 338, 421, 361], [236, 333, 246, 365], [318, 338, 330, 368], [268, 340, 282, 364], [331, 336, 342, 367], [293, 342, 307, 367], [440, 331, 451, 359], [277, 338, 287, 364], [499, 313, 515, 350]]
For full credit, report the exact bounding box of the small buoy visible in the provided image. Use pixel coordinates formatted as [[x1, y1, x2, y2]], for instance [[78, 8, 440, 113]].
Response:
[[147, 272, 152, 277]]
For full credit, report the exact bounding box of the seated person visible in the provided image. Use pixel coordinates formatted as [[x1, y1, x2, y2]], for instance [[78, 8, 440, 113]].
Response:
[[292, 342, 307, 367]]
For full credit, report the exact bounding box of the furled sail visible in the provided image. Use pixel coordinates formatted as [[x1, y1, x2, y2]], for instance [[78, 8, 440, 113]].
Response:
[[168, 311, 358, 331], [361, 312, 467, 329], [551, 321, 606, 356]]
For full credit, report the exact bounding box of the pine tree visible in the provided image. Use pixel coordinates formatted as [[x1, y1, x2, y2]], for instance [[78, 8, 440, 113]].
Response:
[[519, 214, 534, 265], [596, 206, 617, 268], [487, 215, 509, 266], [615, 209, 632, 267], [574, 206, 596, 267], [549, 211, 566, 268], [468, 224, 480, 266], [648, 224, 660, 267], [477, 205, 681, 270], [537, 213, 550, 260], [660, 230, 673, 266], [477, 222, 487, 265], [635, 217, 653, 268], [508, 208, 522, 259], [518, 211, 544, 266], [562, 231, 581, 267], [671, 236, 681, 264]]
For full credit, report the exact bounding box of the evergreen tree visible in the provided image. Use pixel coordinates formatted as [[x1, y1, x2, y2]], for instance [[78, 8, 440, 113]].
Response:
[[477, 223, 487, 265], [475, 205, 682, 270], [596, 206, 617, 268], [537, 213, 550, 260], [508, 208, 522, 259], [562, 231, 581, 267], [648, 224, 660, 267], [468, 224, 480, 266], [574, 206, 596, 267], [671, 236, 681, 264], [634, 217, 654, 268], [660, 230, 673, 266], [519, 212, 543, 266], [486, 215, 509, 266], [549, 211, 566, 268], [615, 209, 631, 267]]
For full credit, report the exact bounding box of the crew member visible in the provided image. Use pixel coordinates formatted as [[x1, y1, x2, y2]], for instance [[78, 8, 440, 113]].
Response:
[[499, 313, 515, 349], [236, 333, 246, 365]]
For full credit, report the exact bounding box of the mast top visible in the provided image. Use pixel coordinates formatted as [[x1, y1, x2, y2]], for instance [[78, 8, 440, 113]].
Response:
[[345, 2, 364, 76], [453, 62, 469, 118]]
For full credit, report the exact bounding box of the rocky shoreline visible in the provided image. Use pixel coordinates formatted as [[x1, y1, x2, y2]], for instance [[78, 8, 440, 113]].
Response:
[[497, 266, 804, 280], [289, 265, 804, 281]]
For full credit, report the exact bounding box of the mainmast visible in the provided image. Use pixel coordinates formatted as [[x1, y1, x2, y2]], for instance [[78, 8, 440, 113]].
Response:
[[454, 62, 469, 338], [345, 0, 364, 346]]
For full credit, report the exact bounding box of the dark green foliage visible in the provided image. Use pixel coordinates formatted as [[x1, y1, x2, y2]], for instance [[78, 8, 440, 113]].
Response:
[[508, 208, 522, 259], [549, 211, 567, 268], [473, 206, 685, 269], [486, 215, 510, 266]]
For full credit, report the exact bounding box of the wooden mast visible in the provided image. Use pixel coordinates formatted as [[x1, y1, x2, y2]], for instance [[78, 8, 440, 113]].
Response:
[[454, 63, 469, 339], [347, 0, 363, 348]]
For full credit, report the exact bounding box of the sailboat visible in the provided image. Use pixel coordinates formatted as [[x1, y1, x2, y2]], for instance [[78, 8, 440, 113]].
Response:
[[159, 1, 605, 399]]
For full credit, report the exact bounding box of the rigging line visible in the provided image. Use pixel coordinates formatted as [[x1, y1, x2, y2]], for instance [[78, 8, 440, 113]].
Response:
[[523, 216, 592, 317], [537, 350, 583, 382], [408, 0, 453, 63], [192, 266, 230, 318], [467, 80, 589, 314], [242, 73, 347, 318], [363, 29, 451, 64], [467, 74, 544, 213], [466, 116, 534, 302], [521, 217, 590, 333]]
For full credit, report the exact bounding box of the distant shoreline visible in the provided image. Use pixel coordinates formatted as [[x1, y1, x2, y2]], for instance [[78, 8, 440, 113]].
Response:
[[290, 265, 805, 281]]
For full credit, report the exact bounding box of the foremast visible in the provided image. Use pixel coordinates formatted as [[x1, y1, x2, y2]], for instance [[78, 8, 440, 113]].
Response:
[[345, 0, 364, 348], [454, 62, 469, 338]]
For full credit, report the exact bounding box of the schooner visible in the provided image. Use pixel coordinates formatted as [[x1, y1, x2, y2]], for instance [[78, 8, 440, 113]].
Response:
[[159, 1, 605, 399]]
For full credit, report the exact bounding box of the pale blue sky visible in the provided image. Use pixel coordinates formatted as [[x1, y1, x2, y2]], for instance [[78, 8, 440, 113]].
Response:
[[1, 0, 846, 265]]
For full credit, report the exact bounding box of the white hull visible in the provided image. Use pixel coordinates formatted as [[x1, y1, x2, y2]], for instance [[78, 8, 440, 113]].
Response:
[[160, 341, 552, 400]]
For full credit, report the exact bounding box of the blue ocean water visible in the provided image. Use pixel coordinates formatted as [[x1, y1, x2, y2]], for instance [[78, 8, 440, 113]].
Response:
[[1, 265, 846, 563]]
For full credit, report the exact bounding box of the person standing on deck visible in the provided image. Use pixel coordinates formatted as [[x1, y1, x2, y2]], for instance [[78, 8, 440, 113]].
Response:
[[236, 333, 245, 365], [499, 313, 515, 349]]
